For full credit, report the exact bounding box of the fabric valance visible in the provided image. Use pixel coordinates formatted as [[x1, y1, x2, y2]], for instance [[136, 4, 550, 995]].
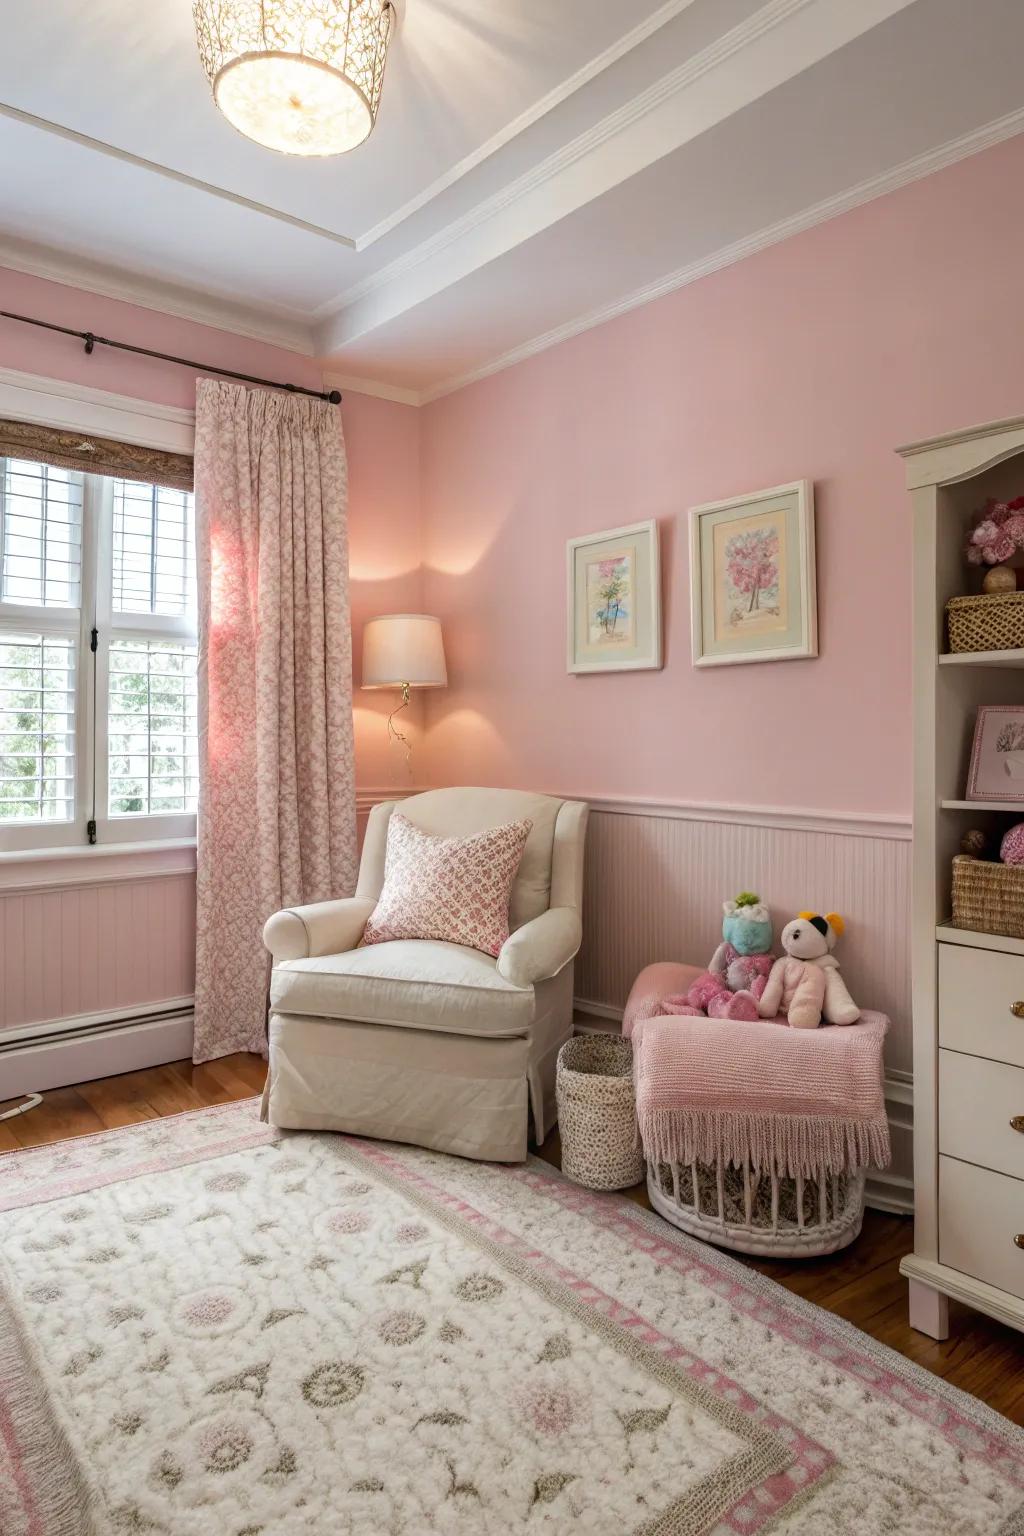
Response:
[[0, 417, 194, 492]]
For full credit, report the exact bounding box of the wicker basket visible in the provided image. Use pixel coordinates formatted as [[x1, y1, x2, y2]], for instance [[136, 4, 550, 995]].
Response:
[[648, 1160, 866, 1257], [556, 1035, 643, 1191], [951, 853, 1024, 940], [946, 591, 1024, 653]]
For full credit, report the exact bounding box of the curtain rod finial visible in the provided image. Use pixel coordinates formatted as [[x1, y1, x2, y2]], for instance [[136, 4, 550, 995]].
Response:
[[328, 389, 342, 405]]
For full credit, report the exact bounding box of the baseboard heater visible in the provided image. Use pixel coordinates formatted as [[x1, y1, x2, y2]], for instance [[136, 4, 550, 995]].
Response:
[[0, 1000, 195, 1099]]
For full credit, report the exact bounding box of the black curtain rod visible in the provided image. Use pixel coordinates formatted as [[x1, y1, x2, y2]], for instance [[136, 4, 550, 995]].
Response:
[[0, 309, 342, 405]]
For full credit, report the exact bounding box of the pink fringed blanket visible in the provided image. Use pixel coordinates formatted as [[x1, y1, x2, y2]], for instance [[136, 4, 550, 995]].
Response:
[[633, 1010, 891, 1178]]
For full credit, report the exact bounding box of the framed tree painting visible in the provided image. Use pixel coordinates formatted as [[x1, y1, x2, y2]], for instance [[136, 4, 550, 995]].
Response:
[[566, 519, 662, 673], [689, 480, 817, 667]]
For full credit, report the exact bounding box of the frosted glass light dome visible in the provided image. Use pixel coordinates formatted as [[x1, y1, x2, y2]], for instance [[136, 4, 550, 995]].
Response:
[[193, 0, 394, 156]]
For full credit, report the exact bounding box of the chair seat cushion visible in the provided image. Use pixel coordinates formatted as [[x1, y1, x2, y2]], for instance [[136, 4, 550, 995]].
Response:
[[270, 939, 535, 1038]]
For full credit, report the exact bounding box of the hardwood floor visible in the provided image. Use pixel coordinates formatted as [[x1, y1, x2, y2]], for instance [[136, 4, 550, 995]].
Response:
[[3, 1053, 1024, 1424]]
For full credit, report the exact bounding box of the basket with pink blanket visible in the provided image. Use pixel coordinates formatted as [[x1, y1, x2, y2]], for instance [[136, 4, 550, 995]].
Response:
[[624, 898, 891, 1257]]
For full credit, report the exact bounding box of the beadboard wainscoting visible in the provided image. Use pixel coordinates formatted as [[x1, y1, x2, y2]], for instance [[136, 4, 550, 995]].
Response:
[[0, 790, 408, 1096], [571, 798, 914, 1210], [0, 846, 198, 1096]]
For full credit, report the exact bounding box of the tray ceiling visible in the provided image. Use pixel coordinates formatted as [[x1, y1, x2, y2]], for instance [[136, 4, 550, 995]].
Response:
[[1, 0, 1023, 400]]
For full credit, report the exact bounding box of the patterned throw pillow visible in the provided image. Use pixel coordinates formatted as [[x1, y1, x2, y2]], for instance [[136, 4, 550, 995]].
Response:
[[362, 813, 533, 957]]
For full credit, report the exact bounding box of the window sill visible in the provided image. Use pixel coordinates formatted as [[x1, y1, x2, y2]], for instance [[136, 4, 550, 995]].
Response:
[[0, 837, 197, 864], [0, 838, 197, 892]]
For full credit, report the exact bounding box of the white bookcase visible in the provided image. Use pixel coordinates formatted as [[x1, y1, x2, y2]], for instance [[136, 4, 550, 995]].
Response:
[[899, 415, 1024, 1340]]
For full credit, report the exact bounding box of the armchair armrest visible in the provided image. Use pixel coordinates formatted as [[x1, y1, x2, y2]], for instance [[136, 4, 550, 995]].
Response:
[[263, 897, 376, 964], [496, 906, 582, 989]]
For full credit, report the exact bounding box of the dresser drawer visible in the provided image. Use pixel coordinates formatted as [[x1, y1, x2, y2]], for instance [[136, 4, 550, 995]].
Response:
[[939, 1050, 1024, 1180], [939, 1156, 1024, 1300], [939, 943, 1024, 1068]]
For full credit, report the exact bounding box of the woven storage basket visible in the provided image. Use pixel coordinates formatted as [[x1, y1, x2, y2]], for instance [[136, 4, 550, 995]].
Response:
[[556, 1035, 643, 1191], [951, 853, 1024, 940], [946, 591, 1024, 653], [648, 1160, 865, 1257]]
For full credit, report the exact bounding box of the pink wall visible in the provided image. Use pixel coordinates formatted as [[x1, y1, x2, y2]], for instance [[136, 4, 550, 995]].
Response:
[[419, 133, 1024, 819], [0, 266, 424, 791]]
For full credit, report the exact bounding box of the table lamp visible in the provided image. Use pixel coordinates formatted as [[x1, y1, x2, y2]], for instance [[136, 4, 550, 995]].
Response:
[[361, 613, 447, 768]]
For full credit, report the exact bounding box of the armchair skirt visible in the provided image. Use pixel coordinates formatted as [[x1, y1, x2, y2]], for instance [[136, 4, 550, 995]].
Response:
[[262, 966, 573, 1162]]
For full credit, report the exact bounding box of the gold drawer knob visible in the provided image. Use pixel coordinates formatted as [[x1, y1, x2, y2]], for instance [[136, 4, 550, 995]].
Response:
[[1016, 1235, 1024, 1250], [1013, 1116, 1024, 1134], [1012, 1002, 1024, 1019]]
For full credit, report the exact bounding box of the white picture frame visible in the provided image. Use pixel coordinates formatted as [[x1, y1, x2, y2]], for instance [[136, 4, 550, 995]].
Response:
[[689, 480, 817, 667], [966, 704, 1024, 803], [566, 519, 662, 674]]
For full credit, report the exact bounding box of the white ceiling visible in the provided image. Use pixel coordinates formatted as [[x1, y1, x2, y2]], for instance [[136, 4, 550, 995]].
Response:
[[1, 0, 1022, 401]]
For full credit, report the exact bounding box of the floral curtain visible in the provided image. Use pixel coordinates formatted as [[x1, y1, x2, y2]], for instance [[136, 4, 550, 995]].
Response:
[[192, 380, 357, 1062]]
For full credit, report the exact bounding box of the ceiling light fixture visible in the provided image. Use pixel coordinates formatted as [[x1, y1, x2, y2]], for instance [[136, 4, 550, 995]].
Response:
[[193, 0, 395, 157]]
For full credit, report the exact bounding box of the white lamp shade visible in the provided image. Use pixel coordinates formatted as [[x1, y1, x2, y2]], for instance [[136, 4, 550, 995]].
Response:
[[362, 614, 447, 690]]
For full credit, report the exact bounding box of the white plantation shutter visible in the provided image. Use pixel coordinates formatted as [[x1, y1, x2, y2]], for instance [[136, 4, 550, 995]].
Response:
[[0, 458, 83, 608], [0, 458, 82, 840], [107, 639, 198, 816], [0, 451, 198, 850], [0, 634, 75, 822], [112, 480, 195, 618], [105, 478, 198, 830]]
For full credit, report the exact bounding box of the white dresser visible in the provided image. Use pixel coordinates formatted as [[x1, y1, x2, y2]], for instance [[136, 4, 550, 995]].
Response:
[[899, 416, 1024, 1340]]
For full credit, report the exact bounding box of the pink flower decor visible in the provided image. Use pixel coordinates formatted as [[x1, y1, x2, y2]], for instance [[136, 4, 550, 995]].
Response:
[[967, 496, 1024, 566], [1001, 822, 1024, 866]]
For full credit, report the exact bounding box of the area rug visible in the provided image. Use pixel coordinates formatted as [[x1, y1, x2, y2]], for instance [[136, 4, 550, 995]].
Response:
[[1, 1103, 1023, 1535]]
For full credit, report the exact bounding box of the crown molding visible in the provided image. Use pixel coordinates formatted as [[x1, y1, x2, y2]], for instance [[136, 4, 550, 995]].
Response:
[[324, 371, 422, 408], [418, 104, 1024, 404], [353, 0, 701, 251], [0, 240, 317, 357], [320, 0, 822, 321]]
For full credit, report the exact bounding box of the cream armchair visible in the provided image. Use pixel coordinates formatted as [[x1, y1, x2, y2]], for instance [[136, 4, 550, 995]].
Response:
[[261, 788, 589, 1162]]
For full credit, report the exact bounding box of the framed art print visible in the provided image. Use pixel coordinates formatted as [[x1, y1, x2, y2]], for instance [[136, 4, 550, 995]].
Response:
[[967, 705, 1024, 802], [566, 519, 661, 674], [689, 480, 817, 667]]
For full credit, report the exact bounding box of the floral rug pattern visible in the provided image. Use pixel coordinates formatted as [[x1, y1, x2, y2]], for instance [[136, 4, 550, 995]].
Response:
[[1, 1101, 1023, 1535]]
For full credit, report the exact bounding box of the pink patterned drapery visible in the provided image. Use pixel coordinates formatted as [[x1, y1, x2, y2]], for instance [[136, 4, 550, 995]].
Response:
[[192, 380, 357, 1063]]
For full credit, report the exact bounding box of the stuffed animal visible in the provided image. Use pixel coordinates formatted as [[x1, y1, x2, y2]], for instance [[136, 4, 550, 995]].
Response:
[[687, 970, 761, 1022], [685, 893, 775, 1020], [758, 912, 860, 1029]]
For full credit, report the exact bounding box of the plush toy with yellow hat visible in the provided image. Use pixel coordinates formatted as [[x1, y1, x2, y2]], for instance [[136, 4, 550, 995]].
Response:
[[757, 911, 861, 1029]]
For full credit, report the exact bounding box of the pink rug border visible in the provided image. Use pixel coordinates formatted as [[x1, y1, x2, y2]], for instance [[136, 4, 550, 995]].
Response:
[[3, 1098, 1023, 1516]]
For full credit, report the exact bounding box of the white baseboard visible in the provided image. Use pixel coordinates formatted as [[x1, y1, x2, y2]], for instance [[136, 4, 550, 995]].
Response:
[[0, 1007, 194, 1099], [573, 997, 625, 1022], [864, 1170, 914, 1216]]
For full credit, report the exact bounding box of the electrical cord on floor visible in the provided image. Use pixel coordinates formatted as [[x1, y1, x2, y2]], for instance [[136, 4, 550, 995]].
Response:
[[0, 1093, 43, 1121]]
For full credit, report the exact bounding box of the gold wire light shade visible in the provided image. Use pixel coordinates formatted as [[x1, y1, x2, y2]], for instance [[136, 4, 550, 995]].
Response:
[[193, 0, 394, 156]]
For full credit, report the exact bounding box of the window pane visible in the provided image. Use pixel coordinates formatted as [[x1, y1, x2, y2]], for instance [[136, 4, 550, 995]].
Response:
[[112, 480, 195, 617], [108, 639, 198, 816], [0, 634, 75, 822], [0, 459, 83, 608]]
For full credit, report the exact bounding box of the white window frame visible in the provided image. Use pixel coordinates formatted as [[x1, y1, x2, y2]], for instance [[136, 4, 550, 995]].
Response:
[[0, 368, 197, 856]]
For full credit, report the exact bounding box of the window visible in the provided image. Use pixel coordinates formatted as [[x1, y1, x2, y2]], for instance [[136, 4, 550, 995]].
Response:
[[0, 458, 198, 850]]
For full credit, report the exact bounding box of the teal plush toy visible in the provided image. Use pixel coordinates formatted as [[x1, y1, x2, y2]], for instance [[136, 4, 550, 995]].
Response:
[[713, 892, 773, 972], [685, 892, 776, 1020]]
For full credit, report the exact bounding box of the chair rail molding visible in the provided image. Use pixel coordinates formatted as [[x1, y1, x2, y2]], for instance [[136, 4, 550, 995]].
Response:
[[567, 793, 910, 841]]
